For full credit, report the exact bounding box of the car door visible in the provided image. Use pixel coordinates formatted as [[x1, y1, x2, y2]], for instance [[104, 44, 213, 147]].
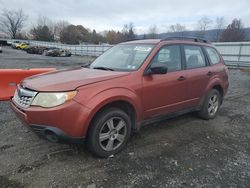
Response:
[[142, 45, 189, 118], [182, 45, 212, 107]]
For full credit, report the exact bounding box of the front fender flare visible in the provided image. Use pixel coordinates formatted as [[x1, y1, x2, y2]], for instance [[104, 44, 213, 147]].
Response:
[[83, 88, 143, 133]]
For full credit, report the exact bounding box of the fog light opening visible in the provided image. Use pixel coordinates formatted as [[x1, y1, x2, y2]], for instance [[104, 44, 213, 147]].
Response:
[[44, 130, 59, 143]]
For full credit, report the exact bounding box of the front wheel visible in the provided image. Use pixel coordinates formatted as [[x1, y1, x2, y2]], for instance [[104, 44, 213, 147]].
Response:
[[198, 89, 222, 120], [87, 107, 131, 158]]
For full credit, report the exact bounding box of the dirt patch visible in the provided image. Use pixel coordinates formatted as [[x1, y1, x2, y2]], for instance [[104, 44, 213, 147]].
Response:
[[0, 176, 23, 188]]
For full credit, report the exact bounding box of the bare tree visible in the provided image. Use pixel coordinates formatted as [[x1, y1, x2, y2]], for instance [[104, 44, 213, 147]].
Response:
[[122, 22, 135, 41], [53, 20, 70, 40], [148, 24, 158, 39], [169, 23, 186, 37], [30, 16, 54, 41], [0, 9, 27, 39], [169, 24, 186, 32], [214, 17, 226, 41], [196, 16, 213, 38], [37, 16, 51, 27], [220, 18, 246, 42]]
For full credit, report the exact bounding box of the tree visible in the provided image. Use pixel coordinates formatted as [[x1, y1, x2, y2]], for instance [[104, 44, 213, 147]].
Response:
[[30, 16, 54, 41], [148, 24, 158, 39], [169, 24, 186, 32], [53, 20, 70, 41], [214, 17, 226, 41], [105, 30, 118, 44], [196, 16, 213, 38], [220, 19, 246, 42], [90, 29, 105, 44], [60, 25, 90, 44], [30, 25, 54, 41], [128, 23, 135, 41], [122, 22, 135, 41], [169, 23, 186, 37], [0, 9, 27, 39]]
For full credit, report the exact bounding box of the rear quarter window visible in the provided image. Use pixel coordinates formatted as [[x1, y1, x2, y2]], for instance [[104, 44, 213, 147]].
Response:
[[205, 47, 221, 65]]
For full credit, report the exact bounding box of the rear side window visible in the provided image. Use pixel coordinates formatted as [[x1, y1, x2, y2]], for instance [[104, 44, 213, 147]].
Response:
[[184, 45, 206, 69], [151, 45, 182, 72], [205, 47, 221, 65]]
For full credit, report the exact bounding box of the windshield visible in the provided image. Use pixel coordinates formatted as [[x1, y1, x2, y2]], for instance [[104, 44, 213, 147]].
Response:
[[90, 44, 154, 71]]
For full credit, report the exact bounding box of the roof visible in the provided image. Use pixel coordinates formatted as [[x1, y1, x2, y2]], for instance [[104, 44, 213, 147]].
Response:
[[121, 39, 161, 45], [121, 37, 212, 46]]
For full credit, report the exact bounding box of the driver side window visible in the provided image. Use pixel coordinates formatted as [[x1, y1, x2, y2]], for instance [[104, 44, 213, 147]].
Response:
[[151, 45, 182, 72]]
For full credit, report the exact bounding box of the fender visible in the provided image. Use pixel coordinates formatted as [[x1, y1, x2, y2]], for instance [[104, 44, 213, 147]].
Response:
[[199, 77, 224, 106], [79, 87, 143, 134], [205, 77, 224, 95], [0, 68, 56, 101]]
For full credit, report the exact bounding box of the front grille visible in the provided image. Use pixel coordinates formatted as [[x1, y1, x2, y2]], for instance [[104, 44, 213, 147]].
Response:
[[13, 86, 37, 108]]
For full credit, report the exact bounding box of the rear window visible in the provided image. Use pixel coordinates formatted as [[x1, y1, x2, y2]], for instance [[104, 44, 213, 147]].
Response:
[[205, 47, 221, 65]]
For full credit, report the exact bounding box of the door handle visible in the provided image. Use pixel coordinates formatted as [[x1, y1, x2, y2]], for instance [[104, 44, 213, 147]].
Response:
[[177, 76, 186, 81], [207, 71, 213, 76]]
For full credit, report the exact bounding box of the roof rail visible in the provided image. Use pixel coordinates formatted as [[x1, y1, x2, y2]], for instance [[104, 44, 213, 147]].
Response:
[[161, 37, 211, 44]]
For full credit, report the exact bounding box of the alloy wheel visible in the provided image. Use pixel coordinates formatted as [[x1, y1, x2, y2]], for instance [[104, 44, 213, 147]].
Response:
[[208, 94, 219, 116], [98, 117, 127, 151]]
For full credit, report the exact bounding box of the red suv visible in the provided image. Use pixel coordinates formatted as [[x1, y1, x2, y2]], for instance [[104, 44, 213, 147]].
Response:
[[11, 38, 229, 157]]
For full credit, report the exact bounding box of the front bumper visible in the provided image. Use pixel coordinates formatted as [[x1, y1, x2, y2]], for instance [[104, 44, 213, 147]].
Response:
[[29, 125, 85, 144], [11, 99, 90, 144]]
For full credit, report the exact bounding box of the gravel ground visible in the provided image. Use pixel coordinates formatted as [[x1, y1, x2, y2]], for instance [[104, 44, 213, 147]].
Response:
[[0, 47, 250, 188]]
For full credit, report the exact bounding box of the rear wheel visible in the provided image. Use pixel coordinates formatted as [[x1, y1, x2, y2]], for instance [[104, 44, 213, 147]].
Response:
[[87, 107, 131, 158], [198, 89, 221, 120]]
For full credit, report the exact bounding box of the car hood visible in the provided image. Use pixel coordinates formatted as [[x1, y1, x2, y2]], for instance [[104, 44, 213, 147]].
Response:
[[21, 67, 130, 92]]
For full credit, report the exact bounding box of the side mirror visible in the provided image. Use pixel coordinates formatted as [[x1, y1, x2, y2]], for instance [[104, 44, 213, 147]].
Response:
[[144, 65, 168, 76]]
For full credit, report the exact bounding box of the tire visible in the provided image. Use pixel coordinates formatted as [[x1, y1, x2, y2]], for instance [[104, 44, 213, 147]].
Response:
[[87, 107, 131, 158], [198, 89, 222, 120]]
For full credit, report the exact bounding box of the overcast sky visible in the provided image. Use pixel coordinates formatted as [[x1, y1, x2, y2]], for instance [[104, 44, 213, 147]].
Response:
[[1, 0, 250, 34]]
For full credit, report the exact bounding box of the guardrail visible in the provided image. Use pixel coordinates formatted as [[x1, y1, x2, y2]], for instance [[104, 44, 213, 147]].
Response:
[[2, 39, 250, 67]]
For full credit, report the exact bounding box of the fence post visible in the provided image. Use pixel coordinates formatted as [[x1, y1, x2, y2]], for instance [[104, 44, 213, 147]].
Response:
[[87, 45, 89, 57], [238, 44, 243, 67]]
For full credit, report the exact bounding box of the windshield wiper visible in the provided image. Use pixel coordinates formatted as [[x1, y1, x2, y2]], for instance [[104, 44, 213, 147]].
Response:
[[81, 62, 91, 68], [93, 66, 114, 71]]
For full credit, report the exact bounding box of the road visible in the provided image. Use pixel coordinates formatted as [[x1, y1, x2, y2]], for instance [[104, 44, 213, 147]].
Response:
[[0, 47, 250, 187]]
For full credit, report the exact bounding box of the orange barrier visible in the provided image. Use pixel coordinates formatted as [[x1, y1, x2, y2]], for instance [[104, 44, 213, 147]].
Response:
[[0, 68, 56, 101]]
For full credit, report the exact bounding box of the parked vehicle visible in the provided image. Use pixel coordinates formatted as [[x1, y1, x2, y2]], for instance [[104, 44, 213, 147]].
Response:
[[26, 46, 47, 54], [42, 47, 59, 56], [11, 37, 229, 157], [16, 43, 29, 50], [0, 46, 2, 53], [11, 41, 20, 49], [46, 48, 72, 57]]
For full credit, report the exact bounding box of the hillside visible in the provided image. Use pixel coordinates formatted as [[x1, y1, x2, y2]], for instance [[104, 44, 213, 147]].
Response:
[[138, 28, 250, 41]]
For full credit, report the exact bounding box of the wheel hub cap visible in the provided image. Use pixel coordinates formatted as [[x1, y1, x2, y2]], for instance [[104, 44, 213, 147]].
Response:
[[99, 117, 127, 151], [208, 94, 219, 116]]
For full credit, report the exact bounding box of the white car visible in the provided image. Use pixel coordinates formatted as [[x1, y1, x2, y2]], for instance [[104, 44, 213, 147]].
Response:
[[11, 41, 20, 49], [0, 46, 2, 53]]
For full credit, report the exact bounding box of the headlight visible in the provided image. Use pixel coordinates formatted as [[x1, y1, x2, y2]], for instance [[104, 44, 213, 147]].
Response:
[[31, 91, 77, 108]]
